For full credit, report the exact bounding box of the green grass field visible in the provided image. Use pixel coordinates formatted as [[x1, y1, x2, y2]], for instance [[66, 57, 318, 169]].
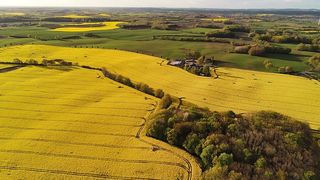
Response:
[[0, 27, 315, 73]]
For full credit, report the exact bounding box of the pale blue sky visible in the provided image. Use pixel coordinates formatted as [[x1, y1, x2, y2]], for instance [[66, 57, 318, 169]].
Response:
[[0, 0, 319, 9]]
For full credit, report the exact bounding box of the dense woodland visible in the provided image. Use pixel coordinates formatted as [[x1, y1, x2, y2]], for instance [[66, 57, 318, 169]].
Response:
[[147, 96, 320, 179]]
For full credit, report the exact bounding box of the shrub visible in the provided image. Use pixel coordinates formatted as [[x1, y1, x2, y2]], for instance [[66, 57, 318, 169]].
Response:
[[202, 65, 211, 77], [248, 46, 266, 56], [265, 62, 273, 69], [271, 35, 312, 44], [216, 153, 233, 166], [224, 25, 250, 33], [243, 148, 254, 163], [13, 58, 23, 64], [254, 34, 272, 42], [234, 46, 250, 54], [224, 110, 236, 118], [223, 20, 234, 25], [297, 44, 320, 52], [135, 83, 154, 95], [147, 118, 168, 141], [278, 66, 293, 73], [285, 66, 293, 73], [200, 144, 215, 168], [304, 171, 317, 180], [168, 122, 193, 146], [306, 55, 320, 71], [190, 66, 199, 75], [205, 30, 235, 38], [101, 67, 116, 80], [313, 37, 320, 45], [278, 66, 286, 73], [183, 133, 201, 154], [263, 60, 274, 69], [197, 56, 206, 65], [255, 157, 267, 168], [154, 89, 165, 98], [202, 165, 232, 180], [25, 59, 38, 65], [158, 94, 172, 109], [41, 59, 49, 66], [166, 129, 179, 145], [265, 45, 291, 54], [271, 35, 286, 43], [121, 77, 133, 87], [248, 32, 256, 38], [115, 74, 125, 83]]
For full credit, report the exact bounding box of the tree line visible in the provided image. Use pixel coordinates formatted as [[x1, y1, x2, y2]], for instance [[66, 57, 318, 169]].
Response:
[[5, 58, 75, 66], [233, 43, 292, 56], [252, 31, 314, 44], [101, 67, 165, 98]]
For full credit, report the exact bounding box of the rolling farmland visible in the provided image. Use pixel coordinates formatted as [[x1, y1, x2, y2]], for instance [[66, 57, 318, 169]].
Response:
[[0, 66, 198, 179], [1, 45, 319, 129], [0, 7, 319, 179]]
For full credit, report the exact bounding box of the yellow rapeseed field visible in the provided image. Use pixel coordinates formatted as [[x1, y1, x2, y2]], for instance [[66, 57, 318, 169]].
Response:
[[52, 22, 124, 32], [301, 30, 319, 34], [201, 18, 230, 22], [0, 45, 319, 129], [58, 14, 90, 19], [257, 14, 275, 17], [0, 66, 199, 179], [1, 12, 25, 16], [99, 13, 111, 17]]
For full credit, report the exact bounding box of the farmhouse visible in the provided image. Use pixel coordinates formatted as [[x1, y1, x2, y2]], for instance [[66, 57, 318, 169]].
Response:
[[168, 58, 213, 77], [168, 59, 185, 67]]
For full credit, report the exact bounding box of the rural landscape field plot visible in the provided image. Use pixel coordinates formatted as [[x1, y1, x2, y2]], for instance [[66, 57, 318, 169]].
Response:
[[1, 45, 319, 129], [52, 22, 125, 32], [0, 66, 191, 179]]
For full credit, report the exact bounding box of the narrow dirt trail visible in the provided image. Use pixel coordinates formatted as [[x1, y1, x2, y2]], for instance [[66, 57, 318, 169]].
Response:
[[135, 100, 200, 180]]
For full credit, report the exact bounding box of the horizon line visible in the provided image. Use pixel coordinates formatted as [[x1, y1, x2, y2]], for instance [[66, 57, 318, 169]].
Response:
[[0, 6, 319, 10]]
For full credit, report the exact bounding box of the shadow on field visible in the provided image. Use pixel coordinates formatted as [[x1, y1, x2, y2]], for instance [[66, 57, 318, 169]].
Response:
[[218, 71, 244, 79], [214, 60, 234, 67], [0, 65, 25, 73], [265, 53, 310, 62]]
